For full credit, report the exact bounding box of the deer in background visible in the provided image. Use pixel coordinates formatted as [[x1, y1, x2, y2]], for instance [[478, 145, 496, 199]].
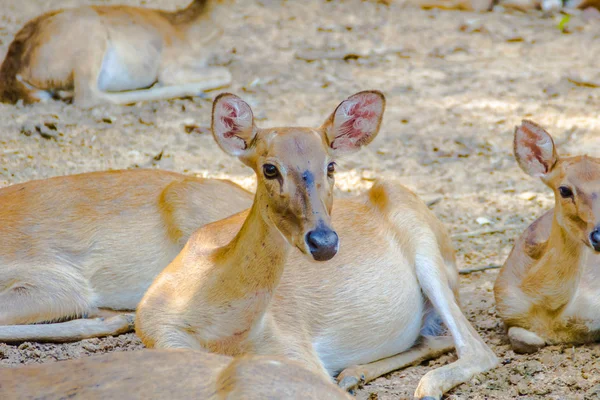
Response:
[[0, 0, 232, 108], [0, 169, 252, 343], [495, 120, 600, 353], [136, 91, 498, 399], [0, 350, 352, 400]]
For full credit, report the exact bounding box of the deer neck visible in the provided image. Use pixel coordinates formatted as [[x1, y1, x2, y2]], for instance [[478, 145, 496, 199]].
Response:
[[216, 190, 290, 294], [548, 214, 588, 277], [529, 214, 588, 310], [169, 0, 223, 46]]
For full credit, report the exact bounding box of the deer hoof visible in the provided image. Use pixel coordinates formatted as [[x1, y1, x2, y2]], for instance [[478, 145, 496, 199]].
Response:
[[338, 376, 359, 391], [508, 327, 545, 354]]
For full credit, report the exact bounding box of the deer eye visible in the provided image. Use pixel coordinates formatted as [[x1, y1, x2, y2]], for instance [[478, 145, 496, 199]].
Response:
[[327, 162, 336, 177], [263, 164, 279, 180], [559, 186, 574, 198]]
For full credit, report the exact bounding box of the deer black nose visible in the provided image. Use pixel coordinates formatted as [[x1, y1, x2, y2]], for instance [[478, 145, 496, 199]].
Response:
[[306, 228, 339, 261], [591, 228, 600, 252]]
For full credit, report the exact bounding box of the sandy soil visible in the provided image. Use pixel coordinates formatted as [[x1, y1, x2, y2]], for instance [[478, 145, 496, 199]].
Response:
[[1, 0, 599, 398]]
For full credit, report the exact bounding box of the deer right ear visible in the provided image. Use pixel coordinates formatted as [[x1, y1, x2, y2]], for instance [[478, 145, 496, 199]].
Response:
[[322, 90, 385, 155], [514, 120, 558, 178], [212, 93, 256, 157]]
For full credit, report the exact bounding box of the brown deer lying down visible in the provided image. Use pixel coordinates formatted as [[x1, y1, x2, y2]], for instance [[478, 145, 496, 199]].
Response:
[[0, 0, 232, 108], [136, 91, 498, 399], [0, 169, 252, 343], [0, 350, 352, 400], [495, 120, 600, 354]]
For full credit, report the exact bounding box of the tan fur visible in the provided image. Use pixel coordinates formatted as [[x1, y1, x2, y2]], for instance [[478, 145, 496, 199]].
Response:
[[136, 91, 498, 399], [495, 120, 600, 353], [0, 350, 352, 400], [0, 169, 253, 341], [0, 0, 232, 107]]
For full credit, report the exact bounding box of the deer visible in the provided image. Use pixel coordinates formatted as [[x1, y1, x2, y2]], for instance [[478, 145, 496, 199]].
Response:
[[0, 350, 352, 400], [494, 120, 600, 354], [0, 0, 232, 108], [135, 91, 498, 399], [0, 169, 252, 343]]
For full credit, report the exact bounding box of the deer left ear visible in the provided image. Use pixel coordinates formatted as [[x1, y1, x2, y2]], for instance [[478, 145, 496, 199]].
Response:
[[514, 120, 558, 178], [322, 90, 385, 155], [211, 93, 256, 157]]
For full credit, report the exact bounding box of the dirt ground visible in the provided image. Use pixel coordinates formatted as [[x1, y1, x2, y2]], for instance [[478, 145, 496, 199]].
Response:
[[1, 0, 600, 398]]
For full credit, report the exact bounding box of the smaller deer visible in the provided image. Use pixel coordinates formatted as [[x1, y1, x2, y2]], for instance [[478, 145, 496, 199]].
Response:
[[0, 350, 352, 400], [494, 120, 600, 353], [0, 169, 252, 343], [136, 91, 498, 399], [0, 0, 232, 108]]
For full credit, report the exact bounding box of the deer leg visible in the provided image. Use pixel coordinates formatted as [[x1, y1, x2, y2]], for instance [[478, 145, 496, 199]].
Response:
[[412, 252, 498, 400], [337, 336, 454, 392], [508, 326, 546, 354], [0, 267, 96, 326], [14, 75, 55, 103], [98, 77, 231, 105], [92, 309, 130, 319], [71, 36, 230, 107], [71, 32, 113, 108], [0, 266, 136, 343], [0, 314, 134, 343], [93, 67, 232, 105]]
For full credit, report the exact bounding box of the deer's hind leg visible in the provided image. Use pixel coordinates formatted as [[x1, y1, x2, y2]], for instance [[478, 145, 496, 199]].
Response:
[[412, 246, 498, 399], [337, 336, 454, 392], [0, 266, 96, 326], [95, 72, 231, 106], [69, 28, 120, 108], [0, 266, 133, 343], [0, 314, 135, 343], [70, 30, 224, 107], [97, 64, 232, 106]]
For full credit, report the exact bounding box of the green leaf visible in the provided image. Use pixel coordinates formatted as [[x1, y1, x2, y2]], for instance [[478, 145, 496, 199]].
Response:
[[558, 14, 571, 31]]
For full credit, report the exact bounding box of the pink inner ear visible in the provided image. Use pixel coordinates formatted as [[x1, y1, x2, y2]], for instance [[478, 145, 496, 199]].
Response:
[[220, 102, 243, 138], [214, 97, 252, 152], [332, 94, 382, 150], [515, 121, 555, 176]]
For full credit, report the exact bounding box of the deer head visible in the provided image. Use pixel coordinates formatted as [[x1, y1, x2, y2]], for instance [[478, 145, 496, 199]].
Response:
[[212, 91, 385, 261], [514, 120, 600, 252]]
